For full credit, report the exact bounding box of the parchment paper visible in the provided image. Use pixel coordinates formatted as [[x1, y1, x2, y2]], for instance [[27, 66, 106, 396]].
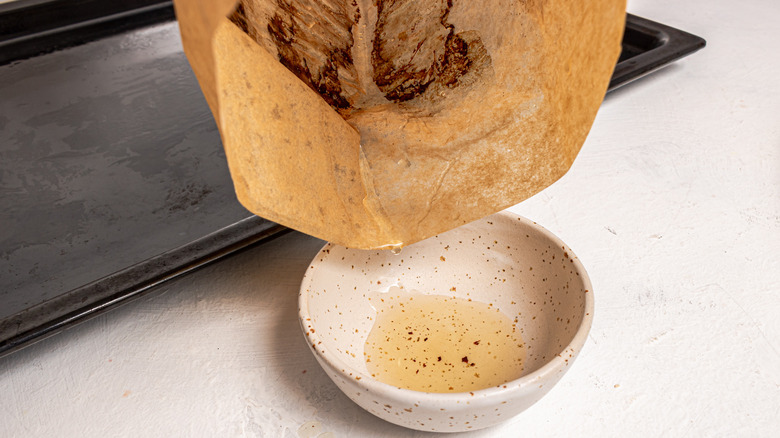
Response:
[[172, 0, 625, 249]]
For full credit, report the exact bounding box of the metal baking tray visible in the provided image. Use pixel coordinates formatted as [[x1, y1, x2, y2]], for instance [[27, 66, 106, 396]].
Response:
[[610, 14, 706, 91], [0, 1, 705, 357]]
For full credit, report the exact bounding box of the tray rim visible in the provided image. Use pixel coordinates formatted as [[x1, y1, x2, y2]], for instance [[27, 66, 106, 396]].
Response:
[[0, 216, 289, 357], [609, 13, 706, 91]]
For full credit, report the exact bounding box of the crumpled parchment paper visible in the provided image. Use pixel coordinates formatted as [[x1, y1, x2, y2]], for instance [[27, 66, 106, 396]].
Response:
[[172, 0, 625, 249]]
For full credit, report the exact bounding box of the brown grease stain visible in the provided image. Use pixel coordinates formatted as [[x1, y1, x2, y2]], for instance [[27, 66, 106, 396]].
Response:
[[228, 0, 489, 110]]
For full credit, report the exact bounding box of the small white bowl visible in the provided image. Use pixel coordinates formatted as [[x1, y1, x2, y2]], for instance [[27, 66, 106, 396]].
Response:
[[299, 211, 593, 432]]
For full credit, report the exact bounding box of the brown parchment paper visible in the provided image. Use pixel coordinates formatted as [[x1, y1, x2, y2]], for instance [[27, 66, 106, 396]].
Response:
[[172, 0, 626, 249]]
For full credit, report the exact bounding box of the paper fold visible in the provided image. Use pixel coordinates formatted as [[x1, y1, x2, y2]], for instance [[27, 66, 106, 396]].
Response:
[[172, 0, 626, 249]]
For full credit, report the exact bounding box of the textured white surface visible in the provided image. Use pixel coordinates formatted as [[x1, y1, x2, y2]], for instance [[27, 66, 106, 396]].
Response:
[[2, 0, 779, 436]]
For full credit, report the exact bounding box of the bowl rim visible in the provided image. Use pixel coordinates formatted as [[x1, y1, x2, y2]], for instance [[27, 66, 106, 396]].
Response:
[[298, 210, 594, 403]]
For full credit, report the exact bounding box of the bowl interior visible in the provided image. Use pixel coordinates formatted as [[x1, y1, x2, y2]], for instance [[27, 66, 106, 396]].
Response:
[[301, 212, 590, 386]]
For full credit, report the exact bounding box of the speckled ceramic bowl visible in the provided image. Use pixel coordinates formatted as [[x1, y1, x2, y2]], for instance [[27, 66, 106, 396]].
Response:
[[298, 211, 593, 432]]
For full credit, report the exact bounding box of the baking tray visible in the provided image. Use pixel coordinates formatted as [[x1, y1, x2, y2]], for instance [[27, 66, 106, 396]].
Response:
[[0, 0, 289, 357], [610, 14, 706, 91], [0, 2, 705, 357]]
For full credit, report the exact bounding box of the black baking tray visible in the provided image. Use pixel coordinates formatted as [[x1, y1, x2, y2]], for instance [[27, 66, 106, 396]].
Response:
[[0, 1, 705, 357], [610, 14, 706, 90]]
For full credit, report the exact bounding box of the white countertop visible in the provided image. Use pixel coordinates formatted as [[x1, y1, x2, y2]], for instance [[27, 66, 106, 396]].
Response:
[[2, 0, 779, 436]]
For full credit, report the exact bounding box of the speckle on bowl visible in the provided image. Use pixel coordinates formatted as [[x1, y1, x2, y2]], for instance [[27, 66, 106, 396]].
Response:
[[299, 211, 593, 432]]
